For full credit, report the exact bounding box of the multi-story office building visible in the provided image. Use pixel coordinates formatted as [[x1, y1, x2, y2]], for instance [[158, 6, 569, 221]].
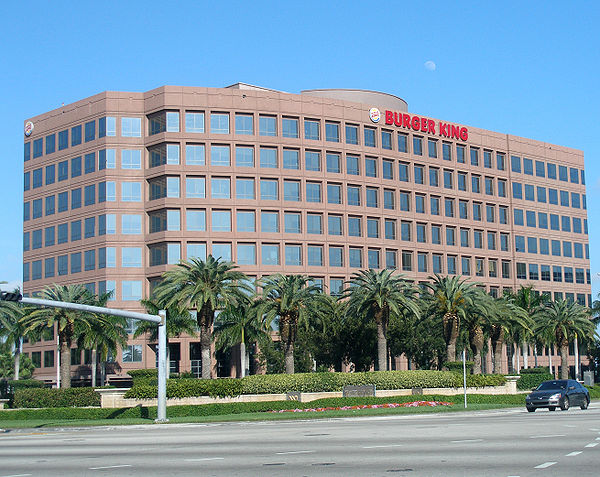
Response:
[[22, 84, 591, 382]]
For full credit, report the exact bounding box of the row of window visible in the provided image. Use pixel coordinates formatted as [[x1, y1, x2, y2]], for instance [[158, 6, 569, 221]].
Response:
[[24, 182, 138, 219], [24, 214, 141, 247], [25, 117, 141, 161], [514, 236, 588, 258], [511, 182, 586, 209], [511, 156, 585, 184], [513, 209, 587, 234]]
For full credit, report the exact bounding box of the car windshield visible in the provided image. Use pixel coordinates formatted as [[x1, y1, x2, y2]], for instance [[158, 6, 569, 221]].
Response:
[[536, 381, 567, 391]]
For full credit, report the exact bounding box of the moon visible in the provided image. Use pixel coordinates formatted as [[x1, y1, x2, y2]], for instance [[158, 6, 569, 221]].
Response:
[[424, 60, 436, 71]]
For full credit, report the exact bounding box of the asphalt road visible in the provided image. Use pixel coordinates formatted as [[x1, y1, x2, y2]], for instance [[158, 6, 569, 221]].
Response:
[[1, 404, 599, 477]]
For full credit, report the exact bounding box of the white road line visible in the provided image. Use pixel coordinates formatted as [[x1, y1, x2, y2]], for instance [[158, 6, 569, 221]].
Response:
[[585, 443, 598, 448], [590, 428, 600, 431], [596, 437, 600, 440], [451, 439, 483, 443], [89, 465, 132, 470], [566, 451, 582, 456], [362, 444, 404, 449], [276, 450, 315, 455], [1, 474, 33, 477], [184, 457, 225, 462], [534, 462, 557, 469], [529, 434, 565, 439]]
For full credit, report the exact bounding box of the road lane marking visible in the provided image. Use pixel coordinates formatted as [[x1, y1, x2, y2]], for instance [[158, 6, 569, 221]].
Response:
[[566, 451, 582, 456], [596, 437, 600, 440], [529, 434, 565, 439], [184, 458, 225, 462], [534, 462, 557, 469], [451, 439, 483, 443], [363, 444, 403, 449], [276, 450, 315, 455], [585, 443, 598, 448], [89, 465, 132, 470], [1, 474, 33, 477]]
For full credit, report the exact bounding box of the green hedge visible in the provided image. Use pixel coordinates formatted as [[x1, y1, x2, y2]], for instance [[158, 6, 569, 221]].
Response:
[[124, 371, 506, 400], [519, 367, 551, 375], [586, 385, 600, 399], [0, 393, 527, 421], [516, 372, 553, 391], [12, 387, 101, 408]]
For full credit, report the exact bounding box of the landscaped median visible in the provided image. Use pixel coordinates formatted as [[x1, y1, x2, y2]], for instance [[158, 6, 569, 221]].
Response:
[[94, 370, 514, 409]]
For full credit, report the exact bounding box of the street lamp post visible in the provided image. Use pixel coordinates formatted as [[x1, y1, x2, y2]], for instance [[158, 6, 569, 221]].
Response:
[[0, 293, 168, 422]]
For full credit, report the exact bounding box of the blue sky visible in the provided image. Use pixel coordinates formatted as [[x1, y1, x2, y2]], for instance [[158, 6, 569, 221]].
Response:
[[2, 1, 599, 297]]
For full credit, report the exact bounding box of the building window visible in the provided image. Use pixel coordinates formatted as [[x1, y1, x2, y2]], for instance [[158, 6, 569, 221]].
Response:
[[282, 117, 299, 138], [305, 150, 321, 171], [327, 153, 341, 173], [284, 212, 301, 234], [325, 122, 340, 142], [262, 244, 280, 265], [122, 117, 142, 137], [304, 119, 320, 140], [285, 245, 302, 266], [364, 127, 376, 147], [210, 113, 230, 134], [259, 115, 277, 136], [346, 124, 359, 145]]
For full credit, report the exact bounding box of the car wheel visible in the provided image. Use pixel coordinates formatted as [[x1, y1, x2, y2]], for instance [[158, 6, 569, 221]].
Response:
[[580, 397, 589, 410], [527, 406, 536, 412], [549, 407, 556, 411], [560, 396, 570, 411]]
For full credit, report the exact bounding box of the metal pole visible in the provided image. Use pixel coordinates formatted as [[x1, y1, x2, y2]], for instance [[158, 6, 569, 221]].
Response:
[[56, 335, 60, 389], [462, 349, 467, 409], [20, 297, 161, 323], [156, 310, 168, 423], [574, 335, 579, 380]]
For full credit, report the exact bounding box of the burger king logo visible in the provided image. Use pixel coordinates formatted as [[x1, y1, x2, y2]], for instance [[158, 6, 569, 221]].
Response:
[[369, 108, 381, 123], [24, 121, 34, 137]]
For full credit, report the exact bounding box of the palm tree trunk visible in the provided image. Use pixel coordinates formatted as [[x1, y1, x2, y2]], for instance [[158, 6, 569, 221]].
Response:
[[534, 344, 538, 367], [59, 338, 71, 388], [443, 313, 459, 364], [548, 347, 553, 377], [516, 344, 521, 373], [283, 339, 294, 374], [523, 344, 529, 369], [376, 319, 388, 372], [240, 341, 246, 378], [91, 349, 97, 387], [13, 339, 21, 380], [200, 324, 212, 379], [490, 327, 504, 374], [469, 326, 484, 374], [100, 361, 106, 386], [560, 343, 569, 379]]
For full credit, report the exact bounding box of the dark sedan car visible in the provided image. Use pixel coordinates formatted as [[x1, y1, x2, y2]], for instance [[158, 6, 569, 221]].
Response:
[[526, 379, 590, 412]]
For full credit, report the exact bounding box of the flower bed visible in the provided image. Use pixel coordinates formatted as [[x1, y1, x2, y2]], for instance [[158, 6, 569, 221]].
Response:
[[270, 400, 452, 413]]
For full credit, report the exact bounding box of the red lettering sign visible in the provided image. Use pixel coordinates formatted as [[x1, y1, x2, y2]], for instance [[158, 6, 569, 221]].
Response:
[[383, 110, 468, 141]]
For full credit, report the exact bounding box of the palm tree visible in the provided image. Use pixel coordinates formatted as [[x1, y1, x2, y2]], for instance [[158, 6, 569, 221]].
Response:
[[75, 292, 128, 387], [487, 298, 530, 374], [424, 275, 477, 364], [343, 269, 420, 372], [21, 285, 116, 388], [254, 274, 327, 374], [133, 298, 197, 376], [534, 300, 596, 379], [506, 286, 546, 371], [153, 255, 251, 379], [461, 289, 494, 374], [214, 301, 270, 377], [0, 299, 29, 380]]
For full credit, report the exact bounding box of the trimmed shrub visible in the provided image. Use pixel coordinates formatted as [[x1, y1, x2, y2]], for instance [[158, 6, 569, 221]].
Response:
[[517, 372, 553, 391], [519, 367, 550, 374], [585, 385, 600, 399], [13, 387, 101, 408], [124, 371, 506, 400], [444, 361, 474, 374]]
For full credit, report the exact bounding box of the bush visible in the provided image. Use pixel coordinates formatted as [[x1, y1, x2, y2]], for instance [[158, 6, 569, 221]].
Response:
[[124, 371, 506, 400], [12, 387, 101, 408], [517, 372, 553, 390], [444, 361, 474, 374], [519, 367, 550, 374], [585, 385, 600, 399]]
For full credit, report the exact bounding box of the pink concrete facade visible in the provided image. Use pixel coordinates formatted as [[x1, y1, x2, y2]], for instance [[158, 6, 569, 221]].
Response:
[[21, 84, 591, 382]]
